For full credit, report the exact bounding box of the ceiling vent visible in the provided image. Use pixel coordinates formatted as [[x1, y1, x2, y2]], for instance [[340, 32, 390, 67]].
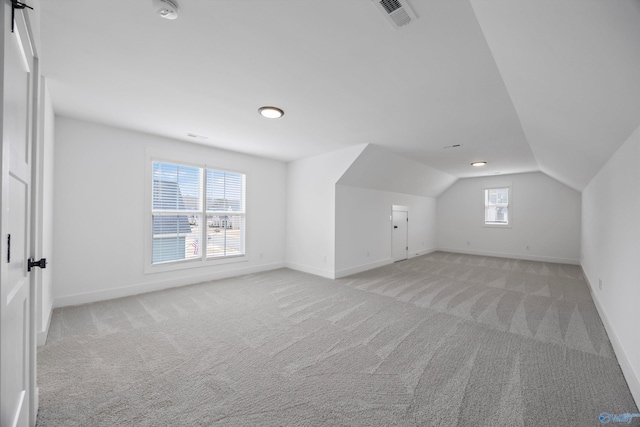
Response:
[[373, 0, 418, 29]]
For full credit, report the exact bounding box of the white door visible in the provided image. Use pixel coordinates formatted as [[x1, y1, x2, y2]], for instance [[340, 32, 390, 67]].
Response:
[[392, 210, 408, 262], [1, 4, 36, 427]]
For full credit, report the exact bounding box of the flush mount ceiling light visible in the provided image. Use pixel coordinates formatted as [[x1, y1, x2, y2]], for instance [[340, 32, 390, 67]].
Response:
[[471, 161, 487, 167], [152, 0, 179, 20], [258, 106, 284, 119]]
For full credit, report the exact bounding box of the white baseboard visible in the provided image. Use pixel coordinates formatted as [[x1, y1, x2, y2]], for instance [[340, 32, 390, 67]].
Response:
[[436, 246, 579, 265], [582, 266, 640, 408], [334, 249, 437, 279], [285, 262, 335, 279], [37, 304, 53, 346], [335, 258, 393, 279], [53, 262, 286, 308], [409, 248, 437, 259]]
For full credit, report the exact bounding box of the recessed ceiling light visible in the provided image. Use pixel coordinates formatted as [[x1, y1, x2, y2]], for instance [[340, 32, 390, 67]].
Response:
[[258, 106, 284, 119], [471, 161, 487, 167]]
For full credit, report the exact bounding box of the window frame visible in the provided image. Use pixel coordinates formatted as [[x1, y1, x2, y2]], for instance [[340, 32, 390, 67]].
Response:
[[203, 168, 246, 260], [144, 152, 248, 274], [483, 185, 511, 228]]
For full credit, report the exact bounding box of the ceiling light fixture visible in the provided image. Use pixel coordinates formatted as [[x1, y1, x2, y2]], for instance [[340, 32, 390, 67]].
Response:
[[471, 161, 487, 167], [258, 106, 284, 119], [152, 0, 179, 20]]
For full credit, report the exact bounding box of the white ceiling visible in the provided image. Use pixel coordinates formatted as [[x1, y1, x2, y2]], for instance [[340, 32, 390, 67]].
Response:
[[338, 144, 457, 198], [39, 0, 640, 191]]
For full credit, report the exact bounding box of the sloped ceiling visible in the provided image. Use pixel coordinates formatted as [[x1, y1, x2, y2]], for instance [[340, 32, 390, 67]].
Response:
[[471, 0, 640, 191], [39, 0, 640, 191], [338, 144, 457, 198]]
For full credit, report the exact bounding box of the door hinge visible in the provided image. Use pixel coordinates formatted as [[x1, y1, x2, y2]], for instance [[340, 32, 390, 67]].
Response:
[[11, 0, 34, 33]]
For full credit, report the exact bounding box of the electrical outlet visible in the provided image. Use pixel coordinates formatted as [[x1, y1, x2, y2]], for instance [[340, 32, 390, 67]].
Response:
[[599, 279, 603, 291]]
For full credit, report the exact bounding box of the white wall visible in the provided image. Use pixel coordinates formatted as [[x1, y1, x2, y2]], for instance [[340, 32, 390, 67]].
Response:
[[337, 144, 457, 198], [335, 185, 437, 277], [332, 144, 452, 278], [582, 124, 640, 404], [285, 145, 366, 278], [53, 117, 287, 306], [437, 172, 581, 264], [37, 81, 55, 344]]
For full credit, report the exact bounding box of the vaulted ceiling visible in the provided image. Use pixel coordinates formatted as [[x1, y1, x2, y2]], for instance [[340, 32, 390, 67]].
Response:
[[39, 0, 640, 191]]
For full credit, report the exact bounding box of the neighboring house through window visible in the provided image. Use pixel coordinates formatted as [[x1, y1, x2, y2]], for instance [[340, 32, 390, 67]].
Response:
[[151, 161, 245, 266]]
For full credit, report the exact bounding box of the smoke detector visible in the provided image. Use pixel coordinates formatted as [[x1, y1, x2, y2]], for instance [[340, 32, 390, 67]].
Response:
[[152, 0, 179, 20], [373, 0, 418, 29]]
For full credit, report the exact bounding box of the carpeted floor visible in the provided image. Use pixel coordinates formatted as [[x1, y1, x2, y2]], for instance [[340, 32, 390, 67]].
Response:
[[37, 252, 638, 426]]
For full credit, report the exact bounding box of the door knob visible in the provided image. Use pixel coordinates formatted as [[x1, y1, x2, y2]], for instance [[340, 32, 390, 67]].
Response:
[[27, 258, 47, 272]]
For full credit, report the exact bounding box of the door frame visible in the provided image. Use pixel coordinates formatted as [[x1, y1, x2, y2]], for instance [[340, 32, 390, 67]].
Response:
[[391, 205, 409, 262], [28, 51, 41, 427]]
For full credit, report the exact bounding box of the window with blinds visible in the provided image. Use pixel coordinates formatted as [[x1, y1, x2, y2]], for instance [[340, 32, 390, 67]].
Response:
[[152, 161, 245, 264], [484, 187, 509, 225]]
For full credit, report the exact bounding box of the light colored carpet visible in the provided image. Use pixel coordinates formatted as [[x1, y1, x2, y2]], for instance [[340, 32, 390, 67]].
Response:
[[37, 252, 637, 426]]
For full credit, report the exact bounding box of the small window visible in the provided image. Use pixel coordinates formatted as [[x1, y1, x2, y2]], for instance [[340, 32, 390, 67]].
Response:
[[484, 187, 509, 225], [151, 161, 245, 265]]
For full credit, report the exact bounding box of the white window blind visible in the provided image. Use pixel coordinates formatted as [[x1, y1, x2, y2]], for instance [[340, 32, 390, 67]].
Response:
[[153, 162, 201, 211], [484, 187, 509, 225], [151, 161, 245, 265], [205, 170, 245, 258]]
